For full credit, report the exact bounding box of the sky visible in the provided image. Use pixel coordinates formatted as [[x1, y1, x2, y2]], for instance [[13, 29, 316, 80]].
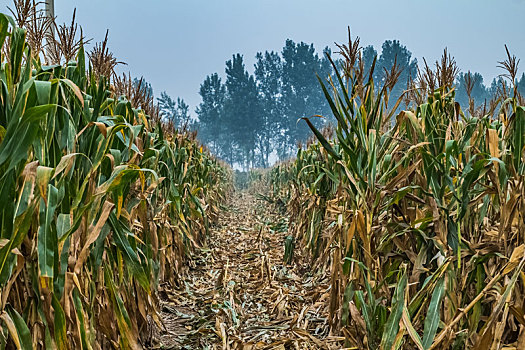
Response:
[[1, 0, 524, 111]]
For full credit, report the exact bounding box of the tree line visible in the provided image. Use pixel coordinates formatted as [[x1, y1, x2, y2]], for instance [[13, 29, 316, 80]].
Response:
[[157, 39, 525, 169], [195, 41, 334, 169]]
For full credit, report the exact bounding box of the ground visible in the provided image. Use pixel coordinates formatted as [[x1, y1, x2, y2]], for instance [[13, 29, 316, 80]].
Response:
[[155, 191, 345, 349]]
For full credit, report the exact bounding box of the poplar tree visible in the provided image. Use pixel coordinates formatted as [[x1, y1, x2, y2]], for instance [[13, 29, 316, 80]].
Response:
[[196, 73, 226, 156], [255, 51, 283, 167], [223, 54, 262, 169]]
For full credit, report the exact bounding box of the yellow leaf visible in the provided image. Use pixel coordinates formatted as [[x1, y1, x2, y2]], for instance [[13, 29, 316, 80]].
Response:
[[0, 312, 21, 349], [62, 78, 84, 108], [504, 244, 525, 275], [93, 122, 107, 138], [74, 201, 115, 274], [487, 128, 499, 159], [139, 171, 146, 193], [117, 195, 123, 218]]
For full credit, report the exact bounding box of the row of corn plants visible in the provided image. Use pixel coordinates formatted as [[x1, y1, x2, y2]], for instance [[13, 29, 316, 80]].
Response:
[[269, 33, 525, 349], [0, 13, 230, 349]]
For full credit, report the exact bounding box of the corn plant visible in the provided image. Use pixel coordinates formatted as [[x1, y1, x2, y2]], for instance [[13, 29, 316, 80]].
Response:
[[271, 31, 525, 349], [0, 13, 229, 349]]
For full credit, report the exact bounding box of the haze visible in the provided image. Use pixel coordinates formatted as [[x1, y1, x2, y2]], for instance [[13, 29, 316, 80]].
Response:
[[1, 0, 524, 110]]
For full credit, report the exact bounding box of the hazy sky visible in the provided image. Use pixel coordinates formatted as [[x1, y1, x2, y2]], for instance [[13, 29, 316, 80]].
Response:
[[1, 0, 524, 110]]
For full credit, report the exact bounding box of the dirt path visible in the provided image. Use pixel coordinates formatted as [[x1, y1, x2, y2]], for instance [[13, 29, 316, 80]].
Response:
[[156, 191, 344, 349]]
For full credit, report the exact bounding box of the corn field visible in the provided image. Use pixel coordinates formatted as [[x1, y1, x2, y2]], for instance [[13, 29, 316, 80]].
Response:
[[267, 34, 525, 349], [2, 1, 525, 349], [0, 10, 229, 349]]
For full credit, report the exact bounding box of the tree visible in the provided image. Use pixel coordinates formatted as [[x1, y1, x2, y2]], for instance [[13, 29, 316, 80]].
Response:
[[362, 45, 377, 78], [518, 73, 525, 98], [223, 54, 262, 169], [176, 98, 190, 129], [488, 77, 510, 100], [254, 50, 283, 167], [157, 92, 191, 129], [196, 73, 226, 156], [158, 91, 176, 121], [281, 40, 331, 157], [317, 47, 334, 120]]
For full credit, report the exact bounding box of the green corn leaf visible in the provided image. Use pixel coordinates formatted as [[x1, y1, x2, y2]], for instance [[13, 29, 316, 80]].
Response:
[[302, 117, 341, 160], [0, 104, 54, 172], [316, 74, 348, 133], [72, 288, 91, 350], [104, 266, 141, 350], [37, 184, 59, 278], [52, 294, 67, 349], [422, 276, 445, 349], [512, 107, 525, 173], [0, 14, 9, 50], [403, 306, 424, 350], [341, 282, 355, 326], [9, 27, 26, 84], [380, 270, 407, 350], [108, 213, 150, 292], [5, 305, 33, 350], [56, 214, 71, 241], [355, 290, 373, 340]]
